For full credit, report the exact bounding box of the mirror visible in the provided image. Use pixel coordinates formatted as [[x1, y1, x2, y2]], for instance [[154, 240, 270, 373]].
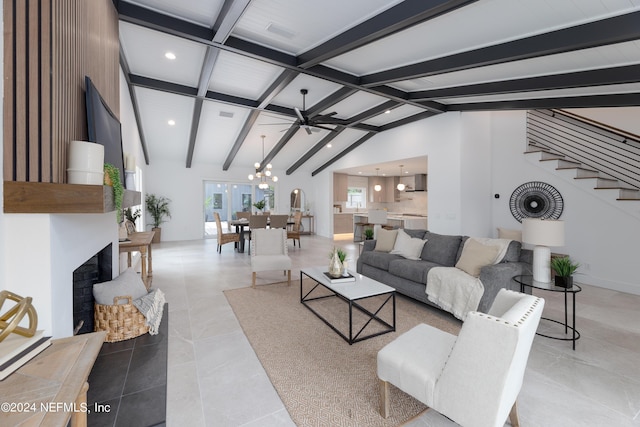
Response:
[[290, 188, 305, 212]]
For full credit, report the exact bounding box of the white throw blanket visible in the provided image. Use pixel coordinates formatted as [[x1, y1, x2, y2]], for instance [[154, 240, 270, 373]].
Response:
[[426, 267, 483, 320], [133, 288, 166, 335]]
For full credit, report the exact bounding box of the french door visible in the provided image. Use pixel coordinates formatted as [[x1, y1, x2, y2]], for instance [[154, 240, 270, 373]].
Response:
[[203, 181, 276, 237]]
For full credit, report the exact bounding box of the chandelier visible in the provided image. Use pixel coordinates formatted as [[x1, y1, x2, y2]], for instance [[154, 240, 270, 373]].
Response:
[[248, 135, 278, 189]]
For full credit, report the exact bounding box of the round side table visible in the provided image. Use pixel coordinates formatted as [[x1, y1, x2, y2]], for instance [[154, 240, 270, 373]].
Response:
[[512, 275, 581, 350]]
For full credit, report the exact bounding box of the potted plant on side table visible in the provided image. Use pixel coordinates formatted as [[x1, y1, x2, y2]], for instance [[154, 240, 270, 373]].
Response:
[[146, 194, 171, 243], [364, 228, 375, 240], [550, 256, 580, 288]]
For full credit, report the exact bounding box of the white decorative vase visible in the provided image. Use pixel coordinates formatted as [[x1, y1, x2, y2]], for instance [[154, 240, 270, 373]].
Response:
[[328, 249, 343, 278], [67, 140, 104, 185]]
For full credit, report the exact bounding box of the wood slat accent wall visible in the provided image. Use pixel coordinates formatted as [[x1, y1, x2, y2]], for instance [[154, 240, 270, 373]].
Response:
[[3, 0, 119, 183]]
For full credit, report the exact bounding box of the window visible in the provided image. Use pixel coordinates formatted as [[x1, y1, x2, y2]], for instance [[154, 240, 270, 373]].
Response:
[[346, 187, 367, 209]]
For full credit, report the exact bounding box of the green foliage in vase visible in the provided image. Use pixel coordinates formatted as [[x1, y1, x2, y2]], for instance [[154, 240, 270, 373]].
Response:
[[124, 207, 141, 223], [329, 247, 347, 263], [104, 163, 124, 223], [550, 256, 580, 277], [253, 200, 266, 211], [145, 194, 172, 228]]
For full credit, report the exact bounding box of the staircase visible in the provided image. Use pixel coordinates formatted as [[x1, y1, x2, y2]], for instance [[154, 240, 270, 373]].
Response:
[[525, 110, 640, 202]]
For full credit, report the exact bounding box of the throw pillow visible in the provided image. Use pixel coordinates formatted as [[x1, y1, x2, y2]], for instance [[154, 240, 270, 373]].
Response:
[[455, 238, 502, 277], [374, 228, 398, 252], [497, 227, 522, 242], [93, 268, 148, 305], [390, 229, 427, 260]]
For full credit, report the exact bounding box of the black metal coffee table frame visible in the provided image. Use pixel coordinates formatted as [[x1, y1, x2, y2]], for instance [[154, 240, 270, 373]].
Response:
[[300, 270, 396, 345]]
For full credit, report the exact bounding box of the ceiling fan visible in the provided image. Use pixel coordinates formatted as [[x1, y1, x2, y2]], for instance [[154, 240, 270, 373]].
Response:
[[293, 89, 340, 135], [261, 89, 340, 135]]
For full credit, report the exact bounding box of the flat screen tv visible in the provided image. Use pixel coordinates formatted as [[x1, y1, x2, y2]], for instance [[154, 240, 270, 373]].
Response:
[[85, 76, 126, 188]]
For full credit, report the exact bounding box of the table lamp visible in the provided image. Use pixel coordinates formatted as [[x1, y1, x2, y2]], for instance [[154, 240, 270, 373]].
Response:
[[522, 218, 565, 283]]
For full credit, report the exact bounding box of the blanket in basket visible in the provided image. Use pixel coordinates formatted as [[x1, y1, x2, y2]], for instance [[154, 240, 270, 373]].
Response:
[[133, 289, 166, 335]]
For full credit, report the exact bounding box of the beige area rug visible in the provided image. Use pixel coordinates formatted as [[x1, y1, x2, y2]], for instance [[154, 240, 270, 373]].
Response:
[[224, 279, 461, 427]]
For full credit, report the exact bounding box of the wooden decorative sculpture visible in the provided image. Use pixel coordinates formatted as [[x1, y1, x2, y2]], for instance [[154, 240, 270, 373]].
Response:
[[0, 290, 38, 342]]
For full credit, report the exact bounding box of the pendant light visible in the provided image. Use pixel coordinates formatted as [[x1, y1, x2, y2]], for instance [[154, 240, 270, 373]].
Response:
[[374, 168, 382, 192], [248, 135, 278, 189], [396, 165, 406, 191]]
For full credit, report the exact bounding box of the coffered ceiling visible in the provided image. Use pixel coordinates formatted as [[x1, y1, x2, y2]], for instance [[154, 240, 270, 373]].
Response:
[[116, 0, 640, 177]]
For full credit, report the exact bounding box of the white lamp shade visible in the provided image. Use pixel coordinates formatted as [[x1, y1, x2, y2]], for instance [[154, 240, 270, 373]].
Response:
[[522, 218, 565, 247]]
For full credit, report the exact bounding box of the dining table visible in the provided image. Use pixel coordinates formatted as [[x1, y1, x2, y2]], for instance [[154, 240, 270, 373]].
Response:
[[229, 218, 293, 253]]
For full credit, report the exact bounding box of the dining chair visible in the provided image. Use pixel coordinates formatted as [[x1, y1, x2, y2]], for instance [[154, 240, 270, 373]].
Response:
[[248, 215, 268, 254], [213, 212, 240, 253], [287, 211, 303, 248], [236, 211, 251, 220], [269, 214, 289, 229], [377, 289, 544, 426]]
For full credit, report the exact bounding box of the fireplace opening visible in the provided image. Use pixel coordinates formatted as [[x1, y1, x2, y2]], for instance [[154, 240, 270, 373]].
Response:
[[72, 243, 112, 334]]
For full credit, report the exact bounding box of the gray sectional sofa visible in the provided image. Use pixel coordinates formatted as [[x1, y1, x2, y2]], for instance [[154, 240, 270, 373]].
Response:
[[356, 229, 532, 315]]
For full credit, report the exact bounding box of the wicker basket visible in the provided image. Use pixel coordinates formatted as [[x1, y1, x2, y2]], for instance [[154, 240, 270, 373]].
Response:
[[94, 295, 149, 343]]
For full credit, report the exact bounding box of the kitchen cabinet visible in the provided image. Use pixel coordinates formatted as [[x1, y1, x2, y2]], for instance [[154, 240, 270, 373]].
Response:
[[368, 176, 398, 203], [334, 213, 354, 234], [333, 173, 348, 202]]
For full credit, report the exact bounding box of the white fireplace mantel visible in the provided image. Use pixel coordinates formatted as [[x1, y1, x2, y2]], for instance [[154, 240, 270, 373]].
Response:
[[3, 212, 119, 338]]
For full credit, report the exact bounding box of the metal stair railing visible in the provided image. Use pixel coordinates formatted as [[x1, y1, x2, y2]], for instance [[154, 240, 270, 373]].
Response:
[[527, 109, 640, 191]]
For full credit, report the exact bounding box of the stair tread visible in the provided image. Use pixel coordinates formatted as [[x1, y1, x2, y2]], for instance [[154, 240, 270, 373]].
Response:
[[540, 158, 580, 164], [593, 186, 639, 190], [574, 176, 618, 181], [557, 166, 599, 172]]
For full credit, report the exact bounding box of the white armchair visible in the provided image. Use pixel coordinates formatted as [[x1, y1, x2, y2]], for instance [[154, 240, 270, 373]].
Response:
[[377, 289, 544, 427], [250, 228, 292, 288]]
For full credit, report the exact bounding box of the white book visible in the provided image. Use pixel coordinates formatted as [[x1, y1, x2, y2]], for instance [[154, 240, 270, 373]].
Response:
[[0, 331, 52, 380], [0, 330, 45, 364]]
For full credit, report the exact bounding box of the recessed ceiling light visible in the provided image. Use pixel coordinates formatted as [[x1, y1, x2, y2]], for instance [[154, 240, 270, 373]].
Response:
[[358, 171, 362, 174], [384, 109, 391, 114], [168, 119, 176, 126], [326, 143, 332, 148], [165, 52, 176, 60]]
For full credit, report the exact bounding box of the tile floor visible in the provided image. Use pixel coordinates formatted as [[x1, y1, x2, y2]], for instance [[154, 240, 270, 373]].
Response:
[[87, 307, 168, 426], [148, 234, 640, 427]]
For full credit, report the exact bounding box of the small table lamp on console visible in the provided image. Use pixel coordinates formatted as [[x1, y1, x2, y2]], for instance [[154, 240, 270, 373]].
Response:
[[522, 218, 565, 283]]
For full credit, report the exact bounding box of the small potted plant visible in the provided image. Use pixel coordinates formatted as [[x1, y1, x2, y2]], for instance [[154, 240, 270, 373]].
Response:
[[253, 199, 266, 214], [123, 207, 141, 235], [145, 194, 171, 243], [364, 228, 375, 240], [550, 256, 580, 288]]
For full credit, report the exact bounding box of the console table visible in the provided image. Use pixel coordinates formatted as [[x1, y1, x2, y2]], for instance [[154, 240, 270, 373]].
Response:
[[513, 275, 581, 350], [0, 331, 106, 426], [299, 214, 315, 235], [119, 231, 155, 288]]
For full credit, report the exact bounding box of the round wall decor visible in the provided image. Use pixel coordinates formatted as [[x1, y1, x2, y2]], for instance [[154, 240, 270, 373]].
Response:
[[509, 181, 563, 223]]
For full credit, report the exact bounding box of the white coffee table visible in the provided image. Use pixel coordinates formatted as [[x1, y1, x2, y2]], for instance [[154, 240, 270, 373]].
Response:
[[300, 266, 396, 345]]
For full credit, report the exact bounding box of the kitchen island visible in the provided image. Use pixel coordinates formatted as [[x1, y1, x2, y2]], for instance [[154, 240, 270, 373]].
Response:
[[352, 212, 427, 241]]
